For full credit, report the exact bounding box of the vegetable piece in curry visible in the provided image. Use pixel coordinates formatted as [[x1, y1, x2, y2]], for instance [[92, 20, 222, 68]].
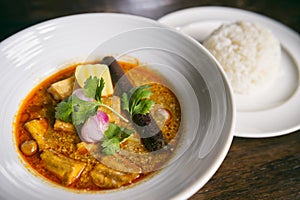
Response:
[[14, 57, 181, 190]]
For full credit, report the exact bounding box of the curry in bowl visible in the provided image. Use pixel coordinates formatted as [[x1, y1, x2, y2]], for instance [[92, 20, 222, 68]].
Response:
[[14, 56, 181, 191]]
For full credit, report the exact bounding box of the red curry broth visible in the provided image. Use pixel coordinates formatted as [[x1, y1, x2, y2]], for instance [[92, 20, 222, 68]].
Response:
[[14, 61, 181, 190]]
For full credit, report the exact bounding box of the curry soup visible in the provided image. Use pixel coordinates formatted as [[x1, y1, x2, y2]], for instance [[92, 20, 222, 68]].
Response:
[[14, 58, 181, 191]]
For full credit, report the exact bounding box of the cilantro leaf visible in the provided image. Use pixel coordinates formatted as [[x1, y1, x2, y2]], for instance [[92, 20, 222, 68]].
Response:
[[120, 127, 134, 139], [95, 77, 105, 102], [83, 76, 105, 102], [83, 76, 98, 99], [71, 76, 105, 126], [122, 85, 155, 117], [101, 137, 120, 155], [71, 95, 99, 126], [101, 123, 134, 155], [133, 99, 155, 115], [55, 97, 73, 122], [104, 123, 120, 139]]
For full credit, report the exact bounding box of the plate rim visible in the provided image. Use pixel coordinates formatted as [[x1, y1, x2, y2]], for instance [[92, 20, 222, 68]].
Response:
[[158, 6, 300, 138]]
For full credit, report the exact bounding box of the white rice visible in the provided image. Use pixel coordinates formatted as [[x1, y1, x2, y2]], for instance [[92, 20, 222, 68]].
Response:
[[203, 21, 281, 94]]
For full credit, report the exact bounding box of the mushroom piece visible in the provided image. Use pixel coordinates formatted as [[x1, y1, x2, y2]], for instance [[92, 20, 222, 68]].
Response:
[[20, 140, 38, 156]]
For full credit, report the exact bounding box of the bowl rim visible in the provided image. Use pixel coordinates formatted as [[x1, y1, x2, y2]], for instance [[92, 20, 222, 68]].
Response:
[[0, 12, 236, 200]]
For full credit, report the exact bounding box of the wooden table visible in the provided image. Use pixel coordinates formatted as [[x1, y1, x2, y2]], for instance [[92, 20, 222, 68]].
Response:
[[1, 0, 299, 199]]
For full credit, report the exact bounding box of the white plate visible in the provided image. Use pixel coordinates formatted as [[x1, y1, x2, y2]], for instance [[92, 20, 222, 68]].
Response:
[[159, 6, 300, 138]]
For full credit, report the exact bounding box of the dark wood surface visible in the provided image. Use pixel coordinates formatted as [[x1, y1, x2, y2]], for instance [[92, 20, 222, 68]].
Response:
[[1, 0, 299, 199]]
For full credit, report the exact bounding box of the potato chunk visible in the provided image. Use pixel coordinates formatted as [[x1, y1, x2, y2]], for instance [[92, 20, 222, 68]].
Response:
[[90, 163, 139, 189], [40, 150, 86, 185], [47, 76, 75, 100], [24, 118, 49, 149]]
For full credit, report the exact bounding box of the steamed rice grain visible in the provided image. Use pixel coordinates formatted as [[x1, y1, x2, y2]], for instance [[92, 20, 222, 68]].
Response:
[[203, 21, 281, 94]]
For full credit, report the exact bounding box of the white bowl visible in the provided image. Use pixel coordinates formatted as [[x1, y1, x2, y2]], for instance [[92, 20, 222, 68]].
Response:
[[0, 13, 235, 200]]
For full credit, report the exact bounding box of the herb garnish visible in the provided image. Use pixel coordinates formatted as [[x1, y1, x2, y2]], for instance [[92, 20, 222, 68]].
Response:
[[71, 95, 99, 125], [55, 76, 156, 155], [121, 85, 155, 117], [54, 96, 73, 122], [101, 123, 134, 155], [83, 76, 105, 102], [55, 76, 128, 126], [55, 75, 133, 155]]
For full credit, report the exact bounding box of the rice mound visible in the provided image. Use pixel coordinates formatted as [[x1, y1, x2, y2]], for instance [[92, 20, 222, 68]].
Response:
[[203, 21, 281, 94]]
